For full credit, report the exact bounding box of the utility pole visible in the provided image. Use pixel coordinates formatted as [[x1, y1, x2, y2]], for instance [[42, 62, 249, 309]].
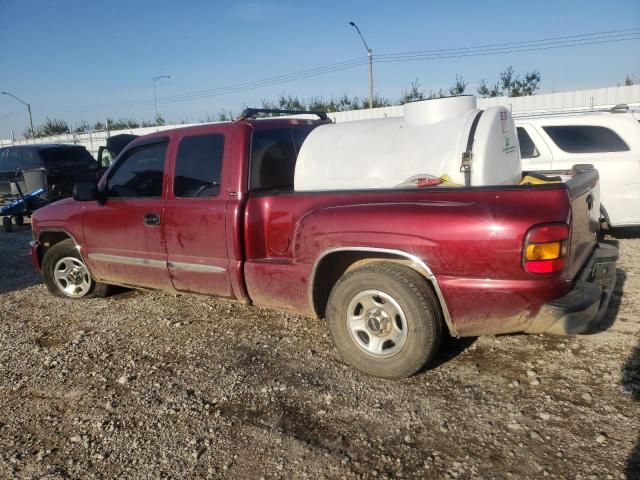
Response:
[[349, 21, 374, 109], [152, 75, 171, 121], [2, 91, 35, 137]]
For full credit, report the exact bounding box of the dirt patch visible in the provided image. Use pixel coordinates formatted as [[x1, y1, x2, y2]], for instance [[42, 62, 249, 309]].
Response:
[[0, 228, 639, 479]]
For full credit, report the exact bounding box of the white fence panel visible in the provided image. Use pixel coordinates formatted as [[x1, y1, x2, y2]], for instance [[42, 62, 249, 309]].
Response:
[[2, 86, 639, 153]]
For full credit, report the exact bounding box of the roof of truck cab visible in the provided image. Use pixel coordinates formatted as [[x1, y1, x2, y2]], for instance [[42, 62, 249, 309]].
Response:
[[128, 117, 328, 141]]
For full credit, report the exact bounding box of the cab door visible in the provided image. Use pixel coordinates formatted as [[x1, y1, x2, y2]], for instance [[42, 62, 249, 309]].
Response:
[[163, 127, 233, 297], [82, 137, 173, 290]]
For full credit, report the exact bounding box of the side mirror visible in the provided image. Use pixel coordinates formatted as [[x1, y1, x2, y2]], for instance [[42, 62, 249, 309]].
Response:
[[97, 146, 114, 168], [73, 181, 98, 202]]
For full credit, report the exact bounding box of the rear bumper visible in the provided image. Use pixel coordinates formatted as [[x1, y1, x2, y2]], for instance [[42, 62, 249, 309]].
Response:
[[525, 243, 618, 335], [29, 240, 42, 272]]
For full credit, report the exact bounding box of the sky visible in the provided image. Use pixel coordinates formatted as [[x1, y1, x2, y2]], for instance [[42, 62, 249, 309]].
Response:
[[0, 0, 639, 138]]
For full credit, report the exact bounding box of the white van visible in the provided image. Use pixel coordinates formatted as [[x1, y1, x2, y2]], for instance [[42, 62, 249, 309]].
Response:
[[515, 107, 640, 228]]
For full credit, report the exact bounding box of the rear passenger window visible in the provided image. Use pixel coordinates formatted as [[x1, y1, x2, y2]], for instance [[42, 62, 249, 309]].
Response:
[[543, 126, 629, 153], [517, 127, 540, 159], [250, 126, 315, 191], [174, 134, 224, 198]]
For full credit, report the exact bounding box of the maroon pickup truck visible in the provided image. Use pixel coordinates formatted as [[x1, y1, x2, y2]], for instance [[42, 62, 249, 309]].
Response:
[[29, 109, 618, 378]]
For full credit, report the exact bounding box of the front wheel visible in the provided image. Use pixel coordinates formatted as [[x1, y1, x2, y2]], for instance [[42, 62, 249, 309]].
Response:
[[326, 262, 443, 379], [42, 240, 110, 298]]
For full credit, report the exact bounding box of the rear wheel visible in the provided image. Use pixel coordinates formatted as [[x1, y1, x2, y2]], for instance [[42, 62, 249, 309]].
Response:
[[14, 215, 24, 226], [326, 262, 443, 379], [42, 240, 110, 298]]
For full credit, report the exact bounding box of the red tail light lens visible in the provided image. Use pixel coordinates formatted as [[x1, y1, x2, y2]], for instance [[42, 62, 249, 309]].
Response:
[[523, 223, 569, 274]]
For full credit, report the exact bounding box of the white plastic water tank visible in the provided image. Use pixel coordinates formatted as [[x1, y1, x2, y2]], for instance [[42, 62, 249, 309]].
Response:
[[294, 96, 522, 190]]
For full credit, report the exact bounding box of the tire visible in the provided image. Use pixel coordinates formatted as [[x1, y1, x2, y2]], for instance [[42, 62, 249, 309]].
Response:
[[2, 217, 12, 233], [15, 215, 24, 226], [42, 239, 110, 299], [326, 262, 443, 379]]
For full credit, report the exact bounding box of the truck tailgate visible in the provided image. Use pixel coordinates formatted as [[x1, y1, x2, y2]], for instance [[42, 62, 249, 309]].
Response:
[[563, 167, 600, 279]]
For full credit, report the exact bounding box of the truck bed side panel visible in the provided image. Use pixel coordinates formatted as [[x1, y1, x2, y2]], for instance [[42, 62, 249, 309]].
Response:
[[243, 186, 584, 335]]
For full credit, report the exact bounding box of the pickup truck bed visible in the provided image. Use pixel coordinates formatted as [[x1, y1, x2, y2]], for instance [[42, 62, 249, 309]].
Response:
[[243, 168, 611, 337], [29, 113, 618, 378]]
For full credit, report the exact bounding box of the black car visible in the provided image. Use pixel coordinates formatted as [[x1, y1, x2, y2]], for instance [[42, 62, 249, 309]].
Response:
[[0, 144, 98, 201]]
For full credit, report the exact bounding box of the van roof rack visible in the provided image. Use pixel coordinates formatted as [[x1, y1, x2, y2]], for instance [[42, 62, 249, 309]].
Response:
[[609, 104, 629, 113], [236, 108, 328, 121], [514, 104, 632, 119]]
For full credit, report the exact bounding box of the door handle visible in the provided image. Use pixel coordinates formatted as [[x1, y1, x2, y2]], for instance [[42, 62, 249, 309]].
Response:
[[144, 213, 161, 226]]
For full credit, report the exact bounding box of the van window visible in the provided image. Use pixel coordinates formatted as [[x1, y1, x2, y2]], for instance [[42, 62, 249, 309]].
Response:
[[40, 147, 95, 167], [250, 126, 315, 191], [517, 127, 540, 159], [174, 134, 224, 198], [0, 149, 12, 171], [21, 149, 43, 169], [1, 148, 22, 171], [543, 125, 629, 153]]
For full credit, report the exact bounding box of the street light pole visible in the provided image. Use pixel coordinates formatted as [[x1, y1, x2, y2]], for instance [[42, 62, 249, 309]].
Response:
[[152, 75, 171, 121], [1, 91, 34, 136], [349, 21, 373, 109]]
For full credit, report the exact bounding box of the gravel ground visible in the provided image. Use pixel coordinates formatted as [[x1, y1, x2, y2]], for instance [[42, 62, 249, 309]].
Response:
[[0, 225, 638, 479]]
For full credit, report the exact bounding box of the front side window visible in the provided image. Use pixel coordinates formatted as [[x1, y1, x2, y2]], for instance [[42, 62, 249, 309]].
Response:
[[4, 149, 22, 171], [174, 134, 224, 198], [543, 125, 629, 153], [517, 127, 540, 159], [107, 143, 167, 198], [0, 149, 9, 171]]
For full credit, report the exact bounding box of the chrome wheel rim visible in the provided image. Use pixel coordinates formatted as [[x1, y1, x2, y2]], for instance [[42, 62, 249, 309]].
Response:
[[346, 290, 408, 358], [53, 256, 92, 297]]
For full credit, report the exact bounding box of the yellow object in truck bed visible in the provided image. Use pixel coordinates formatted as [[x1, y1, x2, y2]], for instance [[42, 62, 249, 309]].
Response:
[[520, 173, 563, 185]]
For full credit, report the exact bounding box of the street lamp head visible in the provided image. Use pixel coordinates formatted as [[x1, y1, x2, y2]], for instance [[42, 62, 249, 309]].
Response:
[[348, 21, 371, 53]]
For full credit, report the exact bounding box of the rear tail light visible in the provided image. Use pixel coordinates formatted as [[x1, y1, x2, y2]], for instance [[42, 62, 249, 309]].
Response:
[[523, 223, 569, 274]]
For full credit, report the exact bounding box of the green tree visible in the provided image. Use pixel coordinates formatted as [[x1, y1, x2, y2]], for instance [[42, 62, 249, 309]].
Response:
[[478, 66, 542, 97], [448, 75, 467, 96], [400, 79, 426, 104], [26, 118, 71, 138], [277, 93, 306, 111], [624, 74, 635, 86], [400, 75, 467, 104], [215, 109, 235, 121], [74, 120, 91, 133]]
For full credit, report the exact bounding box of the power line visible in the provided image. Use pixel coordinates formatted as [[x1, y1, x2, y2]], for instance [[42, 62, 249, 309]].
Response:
[[375, 28, 640, 59], [29, 27, 640, 115], [38, 57, 369, 112], [377, 34, 640, 63]]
